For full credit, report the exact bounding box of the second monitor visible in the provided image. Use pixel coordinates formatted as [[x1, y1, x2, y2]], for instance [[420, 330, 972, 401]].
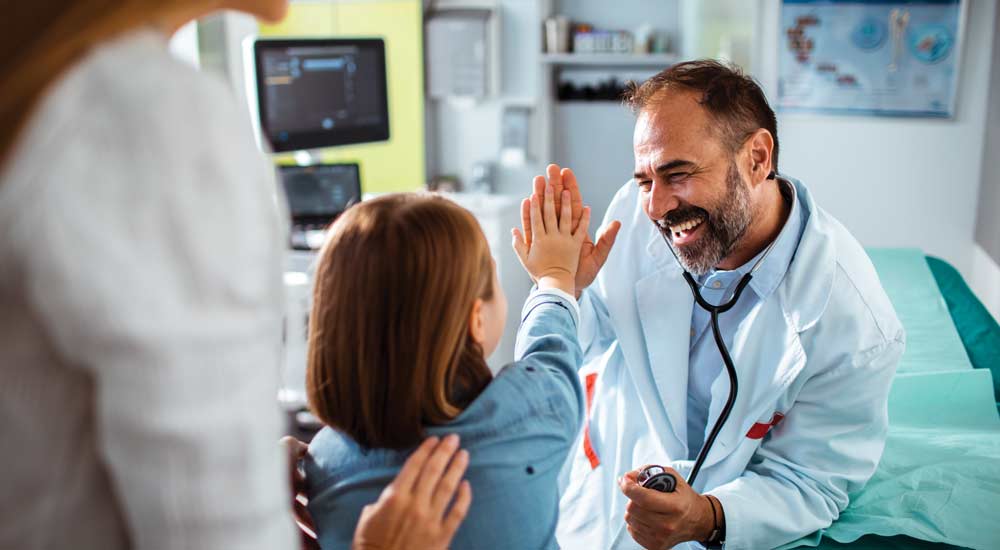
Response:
[[279, 163, 362, 250], [253, 38, 389, 153]]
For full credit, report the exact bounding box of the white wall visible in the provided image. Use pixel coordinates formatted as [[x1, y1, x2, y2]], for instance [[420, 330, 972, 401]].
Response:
[[972, 0, 1000, 320], [971, 244, 1000, 320], [757, 0, 996, 281], [554, 103, 639, 224]]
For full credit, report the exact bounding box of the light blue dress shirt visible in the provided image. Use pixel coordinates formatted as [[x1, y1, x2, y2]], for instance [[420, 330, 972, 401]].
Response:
[[686, 180, 806, 457], [304, 288, 585, 550]]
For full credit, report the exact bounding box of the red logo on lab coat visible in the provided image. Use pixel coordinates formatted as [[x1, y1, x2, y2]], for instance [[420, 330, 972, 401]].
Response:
[[583, 373, 600, 468], [746, 413, 785, 439]]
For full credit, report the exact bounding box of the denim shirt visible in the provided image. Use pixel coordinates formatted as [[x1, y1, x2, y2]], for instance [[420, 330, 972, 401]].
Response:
[[304, 289, 585, 550]]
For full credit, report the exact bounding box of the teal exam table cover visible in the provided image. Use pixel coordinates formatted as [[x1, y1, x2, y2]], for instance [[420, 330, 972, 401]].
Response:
[[781, 249, 1000, 550]]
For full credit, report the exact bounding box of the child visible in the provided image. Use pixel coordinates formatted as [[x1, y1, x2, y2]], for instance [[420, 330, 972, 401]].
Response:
[[303, 185, 592, 549]]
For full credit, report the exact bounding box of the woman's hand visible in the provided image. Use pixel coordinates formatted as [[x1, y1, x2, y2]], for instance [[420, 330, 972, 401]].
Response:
[[352, 435, 472, 550], [511, 180, 592, 296]]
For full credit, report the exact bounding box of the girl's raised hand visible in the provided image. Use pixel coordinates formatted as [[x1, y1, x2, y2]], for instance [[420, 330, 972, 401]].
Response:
[[511, 182, 591, 297]]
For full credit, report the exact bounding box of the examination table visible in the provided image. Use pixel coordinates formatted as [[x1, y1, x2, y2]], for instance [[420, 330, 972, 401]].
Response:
[[783, 248, 1000, 550]]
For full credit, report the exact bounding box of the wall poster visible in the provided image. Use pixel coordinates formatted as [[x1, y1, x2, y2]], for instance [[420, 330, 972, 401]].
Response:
[[779, 0, 964, 117]]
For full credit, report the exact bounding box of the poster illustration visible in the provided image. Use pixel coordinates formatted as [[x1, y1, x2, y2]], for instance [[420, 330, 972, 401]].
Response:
[[778, 0, 964, 117]]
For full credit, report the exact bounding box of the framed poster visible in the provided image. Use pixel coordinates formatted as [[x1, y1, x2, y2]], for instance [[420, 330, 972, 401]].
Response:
[[778, 0, 965, 117]]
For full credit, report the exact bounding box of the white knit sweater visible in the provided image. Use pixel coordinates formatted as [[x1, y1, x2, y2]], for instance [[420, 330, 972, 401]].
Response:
[[0, 29, 296, 549]]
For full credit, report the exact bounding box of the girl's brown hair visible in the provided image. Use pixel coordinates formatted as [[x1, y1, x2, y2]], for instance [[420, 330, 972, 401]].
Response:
[[0, 1, 220, 166], [306, 194, 494, 450]]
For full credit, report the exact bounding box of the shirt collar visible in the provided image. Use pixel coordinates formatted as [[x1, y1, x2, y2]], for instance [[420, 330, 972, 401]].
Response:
[[698, 178, 804, 301]]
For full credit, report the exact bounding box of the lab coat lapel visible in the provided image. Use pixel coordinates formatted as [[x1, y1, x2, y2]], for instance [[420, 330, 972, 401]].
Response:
[[632, 233, 693, 455]]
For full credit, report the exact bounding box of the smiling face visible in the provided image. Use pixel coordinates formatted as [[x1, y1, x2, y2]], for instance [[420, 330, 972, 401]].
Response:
[[633, 90, 757, 275]]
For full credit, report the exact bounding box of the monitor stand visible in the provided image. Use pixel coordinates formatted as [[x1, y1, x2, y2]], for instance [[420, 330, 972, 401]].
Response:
[[292, 149, 324, 167]]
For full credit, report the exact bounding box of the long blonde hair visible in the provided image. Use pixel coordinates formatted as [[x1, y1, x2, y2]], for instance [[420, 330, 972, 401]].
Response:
[[0, 1, 213, 166], [306, 194, 495, 450]]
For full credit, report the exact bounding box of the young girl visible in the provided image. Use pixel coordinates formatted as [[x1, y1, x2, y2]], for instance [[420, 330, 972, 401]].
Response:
[[303, 186, 592, 549]]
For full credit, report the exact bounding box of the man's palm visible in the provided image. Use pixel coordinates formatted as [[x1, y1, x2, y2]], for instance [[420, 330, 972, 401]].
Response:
[[576, 239, 608, 292]]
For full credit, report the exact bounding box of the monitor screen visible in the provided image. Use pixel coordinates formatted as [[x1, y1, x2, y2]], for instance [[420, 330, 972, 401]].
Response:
[[278, 163, 361, 223], [254, 38, 389, 152]]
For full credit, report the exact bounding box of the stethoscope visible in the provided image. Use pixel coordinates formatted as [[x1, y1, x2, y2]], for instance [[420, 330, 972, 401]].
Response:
[[639, 172, 789, 494]]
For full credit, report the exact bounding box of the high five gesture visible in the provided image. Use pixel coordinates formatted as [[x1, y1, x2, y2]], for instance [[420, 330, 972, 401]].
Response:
[[515, 164, 621, 297]]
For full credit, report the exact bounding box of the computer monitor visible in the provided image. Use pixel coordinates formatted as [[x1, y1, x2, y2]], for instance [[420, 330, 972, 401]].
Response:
[[252, 38, 389, 153], [278, 163, 362, 249]]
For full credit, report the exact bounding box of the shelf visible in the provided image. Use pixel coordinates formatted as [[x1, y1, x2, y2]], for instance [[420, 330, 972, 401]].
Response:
[[540, 53, 677, 68]]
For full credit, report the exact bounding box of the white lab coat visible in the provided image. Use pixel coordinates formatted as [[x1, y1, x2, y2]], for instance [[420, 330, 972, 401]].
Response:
[[556, 178, 905, 550]]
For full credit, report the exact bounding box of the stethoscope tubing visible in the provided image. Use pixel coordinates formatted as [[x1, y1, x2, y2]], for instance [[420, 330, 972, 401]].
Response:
[[660, 217, 779, 487], [636, 176, 794, 495], [655, 177, 791, 488], [681, 271, 749, 487]]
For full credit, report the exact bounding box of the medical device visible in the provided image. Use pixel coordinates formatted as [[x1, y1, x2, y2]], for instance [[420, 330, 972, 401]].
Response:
[[278, 163, 361, 250], [641, 172, 786, 493], [637, 465, 677, 492], [248, 38, 389, 153]]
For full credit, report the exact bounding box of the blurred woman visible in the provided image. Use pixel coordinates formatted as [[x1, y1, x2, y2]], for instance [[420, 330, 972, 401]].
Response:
[[0, 2, 467, 548]]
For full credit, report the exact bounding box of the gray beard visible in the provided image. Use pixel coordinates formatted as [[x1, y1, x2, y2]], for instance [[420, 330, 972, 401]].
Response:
[[670, 162, 754, 276]]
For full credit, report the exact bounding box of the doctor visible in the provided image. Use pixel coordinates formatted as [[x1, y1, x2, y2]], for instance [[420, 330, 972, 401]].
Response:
[[525, 61, 906, 549]]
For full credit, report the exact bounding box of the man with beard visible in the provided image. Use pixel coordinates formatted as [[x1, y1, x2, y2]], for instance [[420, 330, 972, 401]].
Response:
[[514, 61, 905, 550]]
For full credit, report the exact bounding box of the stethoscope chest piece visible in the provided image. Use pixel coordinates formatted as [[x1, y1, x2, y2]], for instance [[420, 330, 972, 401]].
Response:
[[637, 465, 677, 493]]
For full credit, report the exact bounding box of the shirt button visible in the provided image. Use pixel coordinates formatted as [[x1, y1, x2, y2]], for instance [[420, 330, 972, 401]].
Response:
[[690, 328, 695, 337], [712, 280, 723, 289]]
